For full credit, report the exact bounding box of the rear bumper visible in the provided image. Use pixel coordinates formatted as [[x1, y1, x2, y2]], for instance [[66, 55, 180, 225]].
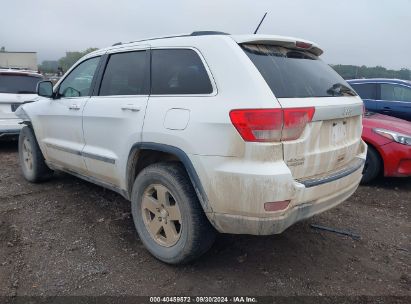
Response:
[[192, 140, 367, 235], [0, 129, 20, 137], [0, 119, 22, 138], [209, 162, 363, 235]]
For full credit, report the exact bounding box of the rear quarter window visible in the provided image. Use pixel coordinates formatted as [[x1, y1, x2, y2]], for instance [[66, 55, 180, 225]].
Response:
[[242, 44, 356, 98], [151, 49, 213, 95]]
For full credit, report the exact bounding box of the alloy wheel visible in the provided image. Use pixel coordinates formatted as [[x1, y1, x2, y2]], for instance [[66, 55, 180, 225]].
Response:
[[22, 137, 33, 172], [141, 184, 182, 247]]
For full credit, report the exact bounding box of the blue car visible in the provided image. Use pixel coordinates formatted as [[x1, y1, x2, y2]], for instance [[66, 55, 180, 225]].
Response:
[[347, 79, 411, 121]]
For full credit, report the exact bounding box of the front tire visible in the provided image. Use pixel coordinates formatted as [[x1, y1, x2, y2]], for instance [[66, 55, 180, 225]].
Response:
[[18, 126, 53, 182], [131, 162, 216, 264], [361, 146, 381, 184]]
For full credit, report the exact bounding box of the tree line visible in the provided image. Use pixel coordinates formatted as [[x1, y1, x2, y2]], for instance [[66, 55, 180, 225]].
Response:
[[38, 48, 98, 74], [38, 48, 411, 81], [331, 64, 410, 80]]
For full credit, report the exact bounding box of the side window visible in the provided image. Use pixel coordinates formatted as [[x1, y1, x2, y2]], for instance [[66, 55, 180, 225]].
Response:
[[58, 57, 100, 98], [381, 83, 411, 102], [99, 51, 148, 96], [151, 49, 213, 95], [400, 86, 411, 102], [381, 84, 411, 102], [350, 83, 376, 99]]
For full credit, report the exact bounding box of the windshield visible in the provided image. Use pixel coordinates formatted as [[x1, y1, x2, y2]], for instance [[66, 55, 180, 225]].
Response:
[[242, 44, 356, 98], [0, 74, 43, 94]]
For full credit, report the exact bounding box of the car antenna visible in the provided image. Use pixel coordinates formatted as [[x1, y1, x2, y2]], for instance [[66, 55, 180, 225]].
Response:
[[254, 12, 267, 34]]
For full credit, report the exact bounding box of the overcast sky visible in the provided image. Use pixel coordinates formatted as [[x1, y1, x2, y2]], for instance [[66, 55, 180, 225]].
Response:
[[2, 0, 410, 69]]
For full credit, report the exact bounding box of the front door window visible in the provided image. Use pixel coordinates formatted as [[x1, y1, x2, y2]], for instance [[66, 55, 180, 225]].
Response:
[[58, 57, 100, 98]]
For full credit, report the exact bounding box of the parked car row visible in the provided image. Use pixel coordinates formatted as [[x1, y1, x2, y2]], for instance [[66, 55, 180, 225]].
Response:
[[0, 69, 43, 139], [348, 78, 411, 121], [361, 112, 411, 182], [345, 79, 411, 183]]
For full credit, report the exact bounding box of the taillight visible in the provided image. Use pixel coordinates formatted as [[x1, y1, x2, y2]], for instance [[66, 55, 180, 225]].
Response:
[[282, 107, 315, 140], [229, 107, 315, 142], [229, 109, 282, 142], [295, 41, 312, 49]]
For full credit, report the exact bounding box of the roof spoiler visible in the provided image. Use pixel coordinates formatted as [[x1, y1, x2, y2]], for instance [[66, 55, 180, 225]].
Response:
[[233, 35, 323, 56]]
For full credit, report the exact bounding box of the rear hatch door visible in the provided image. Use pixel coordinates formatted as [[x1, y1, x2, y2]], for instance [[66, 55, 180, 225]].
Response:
[[0, 73, 41, 118], [278, 97, 363, 179], [242, 43, 364, 179]]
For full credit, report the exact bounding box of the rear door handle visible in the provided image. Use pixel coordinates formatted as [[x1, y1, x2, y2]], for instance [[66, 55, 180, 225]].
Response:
[[69, 104, 80, 110], [121, 105, 141, 112]]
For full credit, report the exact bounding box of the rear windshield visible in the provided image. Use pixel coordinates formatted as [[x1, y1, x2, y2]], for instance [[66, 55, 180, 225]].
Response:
[[0, 74, 43, 94], [242, 44, 356, 98]]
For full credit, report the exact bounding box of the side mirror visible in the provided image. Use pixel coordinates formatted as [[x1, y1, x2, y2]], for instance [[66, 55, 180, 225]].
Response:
[[37, 81, 54, 98]]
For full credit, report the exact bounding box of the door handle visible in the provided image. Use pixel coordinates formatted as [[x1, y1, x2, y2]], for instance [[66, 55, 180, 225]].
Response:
[[121, 105, 141, 112], [69, 104, 80, 110]]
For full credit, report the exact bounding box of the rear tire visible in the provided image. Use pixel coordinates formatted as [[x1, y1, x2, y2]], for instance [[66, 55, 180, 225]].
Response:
[[361, 146, 381, 184], [18, 126, 53, 182], [131, 162, 216, 264]]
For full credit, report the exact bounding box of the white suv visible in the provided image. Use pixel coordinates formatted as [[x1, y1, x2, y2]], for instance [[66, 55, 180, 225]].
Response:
[[16, 32, 367, 264], [0, 69, 43, 139]]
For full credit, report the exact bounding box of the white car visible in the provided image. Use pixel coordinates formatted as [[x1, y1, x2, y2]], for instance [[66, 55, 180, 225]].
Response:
[[16, 32, 367, 264], [0, 69, 43, 139]]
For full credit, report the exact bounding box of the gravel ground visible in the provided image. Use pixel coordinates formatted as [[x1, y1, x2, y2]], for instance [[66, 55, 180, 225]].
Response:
[[0, 141, 410, 297]]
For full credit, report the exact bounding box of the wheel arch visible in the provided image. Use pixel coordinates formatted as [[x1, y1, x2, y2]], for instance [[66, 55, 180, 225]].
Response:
[[363, 140, 385, 176], [126, 143, 212, 213], [16, 107, 49, 159], [15, 105, 33, 125]]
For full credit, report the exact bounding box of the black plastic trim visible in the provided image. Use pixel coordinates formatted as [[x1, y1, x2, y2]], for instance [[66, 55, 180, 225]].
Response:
[[127, 142, 211, 211], [91, 54, 109, 96], [82, 151, 116, 164], [190, 31, 230, 36], [297, 158, 365, 188], [376, 83, 382, 100], [0, 129, 20, 138], [45, 143, 115, 164]]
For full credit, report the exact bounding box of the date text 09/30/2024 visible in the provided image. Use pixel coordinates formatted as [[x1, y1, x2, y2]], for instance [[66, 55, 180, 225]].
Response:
[[149, 296, 258, 303]]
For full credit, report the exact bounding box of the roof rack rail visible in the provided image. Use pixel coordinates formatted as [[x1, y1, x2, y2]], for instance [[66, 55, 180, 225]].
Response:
[[190, 31, 230, 36], [127, 34, 190, 45], [112, 31, 230, 48]]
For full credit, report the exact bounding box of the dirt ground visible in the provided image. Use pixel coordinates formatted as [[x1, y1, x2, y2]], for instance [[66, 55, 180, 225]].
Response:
[[0, 141, 410, 297]]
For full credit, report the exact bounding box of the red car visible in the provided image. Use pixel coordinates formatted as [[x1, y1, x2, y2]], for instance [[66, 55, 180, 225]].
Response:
[[362, 112, 411, 183]]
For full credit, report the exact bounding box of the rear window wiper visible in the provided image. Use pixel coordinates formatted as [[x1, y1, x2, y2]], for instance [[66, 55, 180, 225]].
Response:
[[327, 83, 357, 96]]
